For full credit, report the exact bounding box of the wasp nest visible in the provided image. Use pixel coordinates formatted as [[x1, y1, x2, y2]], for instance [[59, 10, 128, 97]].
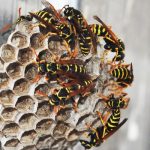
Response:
[[0, 1, 134, 150]]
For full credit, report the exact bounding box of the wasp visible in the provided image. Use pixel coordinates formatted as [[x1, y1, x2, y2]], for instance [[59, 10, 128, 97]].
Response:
[[99, 93, 130, 110], [30, 1, 77, 57], [80, 109, 127, 149], [93, 16, 125, 62], [36, 59, 87, 82], [109, 63, 134, 88], [48, 79, 94, 107], [60, 5, 97, 56]]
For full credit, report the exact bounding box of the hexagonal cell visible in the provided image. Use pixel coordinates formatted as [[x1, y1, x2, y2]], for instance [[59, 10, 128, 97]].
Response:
[[38, 49, 52, 62], [36, 135, 53, 149], [18, 47, 34, 64], [36, 101, 51, 117], [0, 90, 15, 106], [30, 33, 45, 49], [13, 78, 30, 95], [24, 63, 38, 81], [6, 62, 23, 78], [19, 113, 37, 130], [67, 140, 79, 149], [17, 20, 33, 34], [0, 44, 16, 62], [10, 31, 28, 48], [15, 95, 35, 112], [67, 129, 80, 141], [51, 138, 66, 149], [1, 107, 18, 121], [0, 57, 4, 70], [76, 114, 98, 131], [2, 122, 20, 137], [36, 119, 54, 134], [55, 108, 72, 122], [4, 138, 20, 147], [0, 73, 10, 88], [53, 122, 69, 138], [93, 98, 107, 113], [34, 84, 50, 100], [76, 114, 91, 127], [20, 130, 37, 144], [21, 145, 37, 150], [47, 36, 66, 57]]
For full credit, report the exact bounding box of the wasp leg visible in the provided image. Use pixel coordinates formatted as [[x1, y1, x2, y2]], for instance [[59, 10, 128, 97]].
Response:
[[30, 47, 39, 60], [85, 123, 97, 132], [96, 111, 110, 126], [118, 63, 131, 68], [32, 74, 41, 83], [63, 41, 72, 57], [83, 132, 89, 138], [30, 22, 43, 30], [98, 93, 109, 101], [122, 97, 130, 109], [70, 47, 78, 58], [53, 106, 59, 114], [40, 32, 57, 42], [73, 100, 78, 112], [61, 79, 79, 87], [85, 122, 100, 140], [35, 90, 48, 97]]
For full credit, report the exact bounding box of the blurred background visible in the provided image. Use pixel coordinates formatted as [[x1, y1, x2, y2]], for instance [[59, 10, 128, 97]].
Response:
[[0, 0, 149, 150]]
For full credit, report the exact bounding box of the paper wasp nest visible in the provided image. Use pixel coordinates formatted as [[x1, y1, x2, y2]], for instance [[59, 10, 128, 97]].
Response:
[[0, 7, 133, 150]]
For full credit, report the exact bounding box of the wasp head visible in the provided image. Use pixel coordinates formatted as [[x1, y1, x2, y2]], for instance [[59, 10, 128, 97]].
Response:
[[63, 6, 74, 20], [38, 60, 47, 75]]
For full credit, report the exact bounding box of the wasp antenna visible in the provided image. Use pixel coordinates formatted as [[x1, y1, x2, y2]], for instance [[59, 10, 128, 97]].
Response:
[[18, 7, 22, 17]]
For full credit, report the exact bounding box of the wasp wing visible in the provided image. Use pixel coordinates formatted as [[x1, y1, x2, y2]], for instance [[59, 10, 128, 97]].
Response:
[[103, 118, 128, 141], [93, 15, 120, 46]]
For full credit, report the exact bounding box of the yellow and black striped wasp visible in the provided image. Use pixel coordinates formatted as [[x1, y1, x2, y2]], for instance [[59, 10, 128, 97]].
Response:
[[48, 79, 94, 108], [93, 16, 125, 62], [30, 0, 77, 57], [80, 109, 127, 149], [98, 93, 130, 110], [30, 46, 91, 84], [60, 5, 97, 56], [37, 59, 88, 83], [109, 63, 134, 88]]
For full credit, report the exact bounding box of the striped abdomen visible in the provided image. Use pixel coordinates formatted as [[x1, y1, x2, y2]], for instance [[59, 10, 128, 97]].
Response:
[[105, 109, 120, 133], [45, 62, 86, 77], [35, 10, 58, 25], [78, 28, 92, 55], [90, 24, 109, 37], [111, 67, 130, 80], [60, 64, 86, 74]]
